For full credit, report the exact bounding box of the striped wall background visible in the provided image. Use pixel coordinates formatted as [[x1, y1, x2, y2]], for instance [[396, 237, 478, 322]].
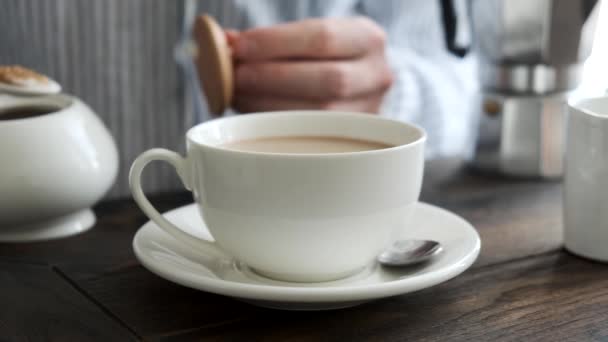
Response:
[[0, 0, 192, 198], [0, 0, 338, 199]]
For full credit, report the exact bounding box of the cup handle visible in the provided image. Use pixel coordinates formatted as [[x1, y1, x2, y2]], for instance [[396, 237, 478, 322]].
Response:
[[129, 148, 225, 257]]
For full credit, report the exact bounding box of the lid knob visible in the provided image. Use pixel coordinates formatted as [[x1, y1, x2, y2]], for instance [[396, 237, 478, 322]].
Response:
[[0, 65, 61, 96]]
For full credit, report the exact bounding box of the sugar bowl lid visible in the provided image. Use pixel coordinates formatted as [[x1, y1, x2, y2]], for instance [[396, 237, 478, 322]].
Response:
[[0, 65, 61, 96]]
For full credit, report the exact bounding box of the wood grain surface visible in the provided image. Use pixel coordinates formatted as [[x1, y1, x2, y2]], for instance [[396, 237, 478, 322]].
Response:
[[157, 253, 608, 342], [420, 159, 563, 267], [0, 261, 136, 341], [0, 159, 590, 341]]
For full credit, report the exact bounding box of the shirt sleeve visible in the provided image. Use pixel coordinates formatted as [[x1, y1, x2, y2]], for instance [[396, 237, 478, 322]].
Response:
[[358, 0, 479, 158]]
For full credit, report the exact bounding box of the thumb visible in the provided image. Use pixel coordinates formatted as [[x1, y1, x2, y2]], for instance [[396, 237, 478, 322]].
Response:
[[224, 29, 240, 48]]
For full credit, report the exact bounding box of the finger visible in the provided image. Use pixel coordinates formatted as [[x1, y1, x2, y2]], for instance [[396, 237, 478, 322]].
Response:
[[225, 29, 239, 46], [233, 17, 386, 61], [235, 55, 393, 100], [233, 91, 386, 114], [224, 30, 239, 57], [234, 96, 326, 113], [324, 92, 385, 113]]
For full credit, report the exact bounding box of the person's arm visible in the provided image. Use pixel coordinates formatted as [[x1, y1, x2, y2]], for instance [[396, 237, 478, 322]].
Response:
[[360, 0, 478, 157]]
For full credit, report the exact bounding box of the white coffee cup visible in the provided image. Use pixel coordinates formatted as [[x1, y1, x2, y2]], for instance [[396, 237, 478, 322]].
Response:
[[564, 96, 608, 262], [130, 111, 426, 282]]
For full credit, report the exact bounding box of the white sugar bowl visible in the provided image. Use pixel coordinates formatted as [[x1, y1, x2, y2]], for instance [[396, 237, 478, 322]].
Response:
[[0, 66, 118, 241]]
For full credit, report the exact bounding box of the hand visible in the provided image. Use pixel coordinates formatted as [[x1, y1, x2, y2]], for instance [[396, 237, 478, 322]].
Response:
[[228, 17, 393, 114]]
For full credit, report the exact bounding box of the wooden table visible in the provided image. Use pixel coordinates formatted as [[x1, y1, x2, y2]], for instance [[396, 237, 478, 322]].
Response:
[[2, 159, 607, 341]]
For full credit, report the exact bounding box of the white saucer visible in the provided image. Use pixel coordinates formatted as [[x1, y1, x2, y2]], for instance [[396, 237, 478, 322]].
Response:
[[133, 202, 480, 310]]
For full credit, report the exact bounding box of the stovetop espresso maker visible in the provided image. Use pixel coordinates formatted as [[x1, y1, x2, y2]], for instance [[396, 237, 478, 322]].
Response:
[[442, 0, 602, 177]]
